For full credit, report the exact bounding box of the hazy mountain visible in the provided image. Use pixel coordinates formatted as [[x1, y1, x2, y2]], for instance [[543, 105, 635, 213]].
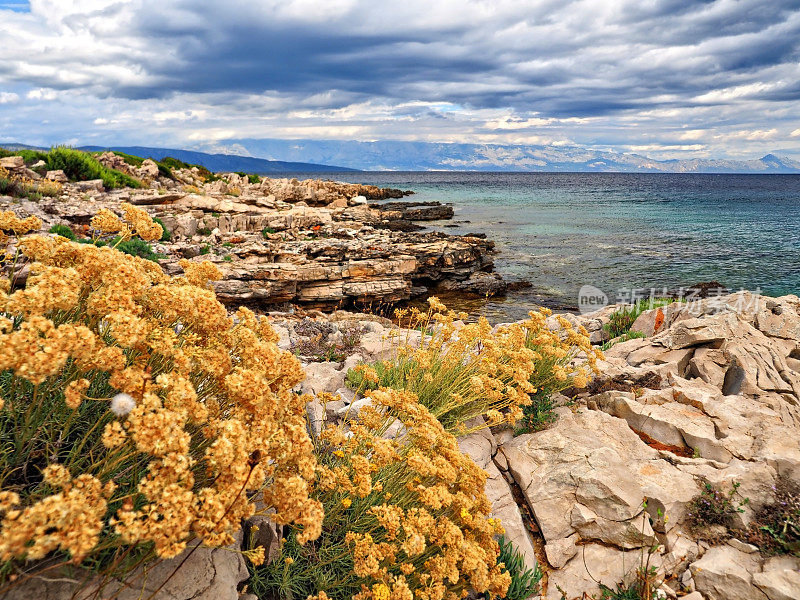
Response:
[[78, 146, 355, 173], [0, 144, 353, 173], [5, 141, 800, 173], [227, 139, 800, 173]]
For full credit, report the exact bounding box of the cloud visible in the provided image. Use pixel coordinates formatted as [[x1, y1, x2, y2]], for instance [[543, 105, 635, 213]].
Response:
[[0, 0, 798, 160]]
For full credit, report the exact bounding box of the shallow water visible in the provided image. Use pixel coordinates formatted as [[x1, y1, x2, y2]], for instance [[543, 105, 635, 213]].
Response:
[[284, 171, 800, 322]]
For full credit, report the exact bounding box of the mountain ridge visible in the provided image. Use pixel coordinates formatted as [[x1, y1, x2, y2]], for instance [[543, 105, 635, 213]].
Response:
[[3, 141, 800, 173], [227, 138, 800, 173], [0, 143, 357, 173]]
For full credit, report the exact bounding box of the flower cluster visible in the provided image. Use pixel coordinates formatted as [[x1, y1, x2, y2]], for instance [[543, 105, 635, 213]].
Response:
[[255, 387, 511, 600], [0, 206, 322, 571], [349, 297, 602, 434]]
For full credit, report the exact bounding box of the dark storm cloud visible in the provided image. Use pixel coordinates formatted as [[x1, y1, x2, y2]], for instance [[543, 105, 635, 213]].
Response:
[[1, 0, 800, 157]]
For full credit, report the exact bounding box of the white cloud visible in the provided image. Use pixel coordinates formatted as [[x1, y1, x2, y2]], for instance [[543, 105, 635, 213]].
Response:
[[0, 0, 796, 161]]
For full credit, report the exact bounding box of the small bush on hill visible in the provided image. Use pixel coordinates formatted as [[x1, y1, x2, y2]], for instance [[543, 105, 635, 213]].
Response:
[[111, 236, 164, 262], [346, 299, 602, 433], [0, 167, 62, 200], [45, 147, 141, 189]]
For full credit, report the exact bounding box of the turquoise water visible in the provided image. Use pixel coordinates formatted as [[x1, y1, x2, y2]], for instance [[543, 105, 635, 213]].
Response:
[[289, 172, 800, 321]]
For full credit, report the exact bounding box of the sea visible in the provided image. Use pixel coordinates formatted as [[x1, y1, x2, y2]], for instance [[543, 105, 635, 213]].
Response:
[[284, 172, 800, 322]]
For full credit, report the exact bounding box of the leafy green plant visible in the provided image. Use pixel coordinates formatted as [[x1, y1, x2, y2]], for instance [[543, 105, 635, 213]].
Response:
[[486, 536, 541, 600], [111, 237, 164, 262], [223, 255, 233, 262], [48, 224, 76, 240], [44, 147, 142, 189], [515, 389, 559, 434], [198, 227, 212, 236], [746, 478, 800, 556], [603, 299, 675, 339], [688, 481, 749, 530], [262, 227, 276, 237], [200, 244, 211, 255], [152, 217, 171, 241], [599, 567, 659, 600]]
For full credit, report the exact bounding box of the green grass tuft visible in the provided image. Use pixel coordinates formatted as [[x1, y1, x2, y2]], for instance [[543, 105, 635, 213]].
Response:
[[48, 224, 76, 240]]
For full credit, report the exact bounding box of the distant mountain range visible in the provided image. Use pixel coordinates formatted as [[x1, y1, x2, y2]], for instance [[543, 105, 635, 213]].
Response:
[[227, 139, 800, 173], [0, 143, 354, 173], [79, 146, 355, 173], [4, 141, 800, 173]]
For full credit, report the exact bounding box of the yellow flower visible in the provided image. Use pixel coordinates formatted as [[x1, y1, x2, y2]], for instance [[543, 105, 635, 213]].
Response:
[[341, 497, 352, 508], [372, 583, 391, 600]]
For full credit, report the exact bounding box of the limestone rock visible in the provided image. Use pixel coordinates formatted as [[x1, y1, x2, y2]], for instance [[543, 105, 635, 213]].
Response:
[[689, 546, 765, 600], [0, 156, 24, 168], [3, 540, 248, 600]]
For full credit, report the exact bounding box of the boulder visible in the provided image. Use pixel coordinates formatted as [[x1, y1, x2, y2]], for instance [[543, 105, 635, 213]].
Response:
[[501, 408, 695, 550], [0, 156, 24, 169], [3, 540, 249, 600], [689, 546, 765, 600], [45, 169, 68, 182], [298, 361, 345, 396]]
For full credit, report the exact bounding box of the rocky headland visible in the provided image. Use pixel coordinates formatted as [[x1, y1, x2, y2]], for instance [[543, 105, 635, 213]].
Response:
[[0, 152, 502, 311]]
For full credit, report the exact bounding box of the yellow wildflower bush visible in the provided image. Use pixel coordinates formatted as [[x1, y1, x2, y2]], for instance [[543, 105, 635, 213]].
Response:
[[0, 166, 62, 200], [252, 387, 511, 600], [346, 298, 603, 434], [0, 206, 322, 583]]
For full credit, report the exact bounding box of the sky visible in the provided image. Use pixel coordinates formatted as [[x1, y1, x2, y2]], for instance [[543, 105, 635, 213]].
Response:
[[0, 0, 799, 160]]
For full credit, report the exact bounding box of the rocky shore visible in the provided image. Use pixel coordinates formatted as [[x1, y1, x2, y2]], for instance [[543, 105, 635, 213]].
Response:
[[2, 152, 799, 600], [0, 153, 503, 310], [279, 291, 800, 600]]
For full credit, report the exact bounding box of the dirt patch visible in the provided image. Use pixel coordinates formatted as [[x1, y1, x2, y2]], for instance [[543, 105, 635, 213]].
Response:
[[631, 427, 693, 458]]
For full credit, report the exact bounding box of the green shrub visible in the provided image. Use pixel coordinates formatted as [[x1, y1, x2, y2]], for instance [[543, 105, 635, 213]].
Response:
[[48, 224, 76, 240], [603, 298, 676, 339], [153, 217, 171, 241], [515, 389, 559, 433], [487, 536, 541, 600], [158, 156, 192, 170], [200, 244, 210, 255], [110, 237, 163, 262], [599, 567, 659, 600], [45, 147, 142, 189], [688, 481, 749, 530], [746, 478, 800, 556], [262, 227, 277, 237], [236, 172, 261, 184], [109, 151, 143, 167]]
